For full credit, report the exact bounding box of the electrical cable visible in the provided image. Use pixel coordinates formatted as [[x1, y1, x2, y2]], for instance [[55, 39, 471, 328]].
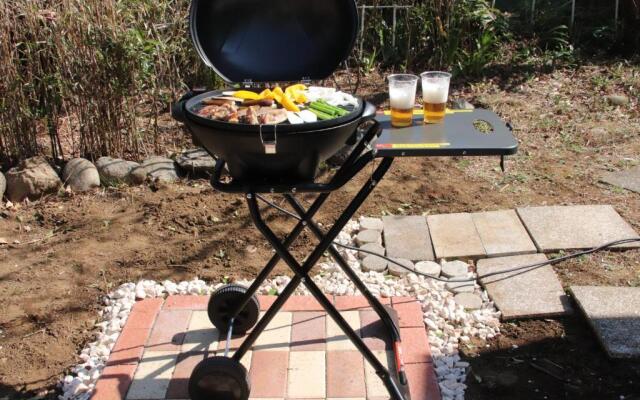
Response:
[[334, 238, 640, 282], [255, 193, 640, 283]]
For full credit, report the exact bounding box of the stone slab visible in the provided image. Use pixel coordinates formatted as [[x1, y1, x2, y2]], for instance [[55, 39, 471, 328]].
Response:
[[600, 166, 640, 193], [471, 210, 537, 257], [382, 216, 434, 261], [570, 286, 640, 358], [477, 254, 572, 319], [427, 213, 486, 259], [517, 205, 640, 252]]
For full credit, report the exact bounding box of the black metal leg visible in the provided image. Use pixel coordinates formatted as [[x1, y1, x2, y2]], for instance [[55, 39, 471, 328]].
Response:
[[283, 194, 409, 386], [226, 192, 331, 320], [224, 121, 384, 316], [232, 158, 407, 400], [284, 194, 402, 339]]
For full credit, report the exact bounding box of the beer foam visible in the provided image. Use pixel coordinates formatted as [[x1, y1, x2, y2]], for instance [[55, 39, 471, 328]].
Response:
[[389, 88, 415, 109], [422, 82, 448, 103]]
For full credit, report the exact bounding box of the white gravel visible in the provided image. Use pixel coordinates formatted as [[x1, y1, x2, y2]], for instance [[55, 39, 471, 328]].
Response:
[[59, 219, 500, 400]]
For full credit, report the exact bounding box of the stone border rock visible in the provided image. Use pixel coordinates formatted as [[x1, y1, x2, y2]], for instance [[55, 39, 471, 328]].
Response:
[[1, 149, 216, 202], [59, 220, 501, 400]]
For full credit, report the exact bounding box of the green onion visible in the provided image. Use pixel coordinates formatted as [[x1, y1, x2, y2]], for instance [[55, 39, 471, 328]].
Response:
[[316, 100, 349, 116], [309, 102, 338, 116], [308, 108, 334, 120]]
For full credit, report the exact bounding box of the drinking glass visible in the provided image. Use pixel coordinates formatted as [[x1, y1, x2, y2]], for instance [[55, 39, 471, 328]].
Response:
[[421, 72, 451, 123], [388, 74, 419, 127]]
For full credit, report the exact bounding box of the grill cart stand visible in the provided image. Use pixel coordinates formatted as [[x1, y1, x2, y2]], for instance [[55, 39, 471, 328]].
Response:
[[188, 110, 517, 400]]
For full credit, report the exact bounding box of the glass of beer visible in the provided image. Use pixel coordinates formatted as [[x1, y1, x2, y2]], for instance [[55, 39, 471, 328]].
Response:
[[421, 71, 451, 123], [388, 74, 419, 128]]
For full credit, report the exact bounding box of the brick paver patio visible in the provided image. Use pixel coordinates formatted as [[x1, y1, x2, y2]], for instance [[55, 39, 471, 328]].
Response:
[[93, 295, 440, 400]]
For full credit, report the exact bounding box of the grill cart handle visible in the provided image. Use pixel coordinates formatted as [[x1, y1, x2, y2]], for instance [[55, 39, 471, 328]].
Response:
[[171, 88, 208, 123]]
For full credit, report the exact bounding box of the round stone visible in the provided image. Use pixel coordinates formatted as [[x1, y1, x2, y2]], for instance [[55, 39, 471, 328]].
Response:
[[361, 254, 387, 273], [5, 156, 62, 202], [96, 157, 144, 185], [388, 258, 414, 277], [62, 158, 100, 192], [415, 261, 441, 277], [355, 229, 381, 246], [441, 260, 469, 278], [359, 217, 383, 231], [445, 279, 475, 294], [358, 243, 385, 260], [176, 148, 215, 176], [140, 156, 179, 183], [453, 292, 483, 310]]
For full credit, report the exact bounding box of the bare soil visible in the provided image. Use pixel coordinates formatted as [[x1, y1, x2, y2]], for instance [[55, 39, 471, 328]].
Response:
[[1, 62, 639, 399]]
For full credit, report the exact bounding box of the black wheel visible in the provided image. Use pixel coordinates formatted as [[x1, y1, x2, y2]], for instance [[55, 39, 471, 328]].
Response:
[[208, 284, 260, 335], [189, 356, 250, 400]]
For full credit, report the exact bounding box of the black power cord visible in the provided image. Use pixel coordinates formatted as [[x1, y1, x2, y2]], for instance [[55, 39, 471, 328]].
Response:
[[255, 194, 640, 283], [335, 238, 640, 283]]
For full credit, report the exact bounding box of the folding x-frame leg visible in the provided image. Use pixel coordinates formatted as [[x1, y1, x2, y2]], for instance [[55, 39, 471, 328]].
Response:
[[226, 158, 408, 400]]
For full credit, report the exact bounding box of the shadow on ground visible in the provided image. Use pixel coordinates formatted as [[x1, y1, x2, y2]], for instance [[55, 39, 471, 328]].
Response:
[[462, 315, 640, 400]]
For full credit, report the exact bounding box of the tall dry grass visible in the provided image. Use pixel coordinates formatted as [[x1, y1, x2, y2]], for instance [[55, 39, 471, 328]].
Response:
[[0, 0, 215, 167]]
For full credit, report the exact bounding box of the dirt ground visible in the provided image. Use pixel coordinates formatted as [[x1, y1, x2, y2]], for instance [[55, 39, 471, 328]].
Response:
[[1, 62, 639, 399]]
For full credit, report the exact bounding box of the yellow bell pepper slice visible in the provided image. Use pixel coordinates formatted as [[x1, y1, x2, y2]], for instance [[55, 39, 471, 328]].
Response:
[[293, 92, 308, 104], [285, 84, 307, 96], [281, 95, 301, 112], [233, 90, 261, 100], [272, 87, 285, 103], [259, 88, 275, 99]]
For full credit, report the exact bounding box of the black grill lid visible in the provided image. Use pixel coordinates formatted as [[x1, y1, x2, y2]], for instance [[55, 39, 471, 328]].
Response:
[[190, 0, 359, 83]]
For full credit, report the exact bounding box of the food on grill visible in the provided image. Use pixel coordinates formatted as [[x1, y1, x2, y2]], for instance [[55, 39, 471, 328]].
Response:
[[309, 100, 348, 117], [241, 98, 274, 107], [286, 111, 304, 125], [198, 102, 239, 122], [297, 110, 318, 123], [305, 86, 358, 107], [237, 106, 288, 125], [196, 85, 356, 125], [233, 90, 262, 100]]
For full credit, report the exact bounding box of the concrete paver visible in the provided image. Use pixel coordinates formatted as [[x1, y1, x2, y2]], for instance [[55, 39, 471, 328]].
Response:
[[600, 166, 640, 193], [570, 286, 640, 358], [427, 213, 486, 259], [477, 254, 572, 319], [383, 216, 435, 261], [517, 205, 640, 251], [126, 351, 178, 399], [471, 209, 537, 257], [253, 312, 292, 351], [287, 351, 326, 398]]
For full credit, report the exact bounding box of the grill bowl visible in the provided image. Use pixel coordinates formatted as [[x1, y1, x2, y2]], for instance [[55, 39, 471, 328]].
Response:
[[173, 90, 375, 183]]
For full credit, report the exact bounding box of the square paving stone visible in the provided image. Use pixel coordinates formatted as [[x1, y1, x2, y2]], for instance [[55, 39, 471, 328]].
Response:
[[427, 213, 486, 259], [570, 286, 640, 358], [477, 254, 572, 319], [382, 215, 435, 261], [517, 205, 640, 252], [600, 166, 640, 193], [126, 351, 178, 399], [471, 210, 537, 257]]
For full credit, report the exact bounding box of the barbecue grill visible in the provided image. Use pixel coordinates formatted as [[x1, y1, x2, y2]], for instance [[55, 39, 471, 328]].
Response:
[[171, 1, 518, 400]]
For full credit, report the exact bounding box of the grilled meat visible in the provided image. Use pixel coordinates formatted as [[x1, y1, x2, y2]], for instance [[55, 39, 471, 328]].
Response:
[[197, 102, 238, 122], [258, 108, 288, 125]]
